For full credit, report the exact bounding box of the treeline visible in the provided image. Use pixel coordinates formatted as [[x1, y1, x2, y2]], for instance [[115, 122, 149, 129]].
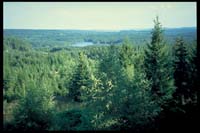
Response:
[[4, 27, 196, 49], [3, 17, 199, 131]]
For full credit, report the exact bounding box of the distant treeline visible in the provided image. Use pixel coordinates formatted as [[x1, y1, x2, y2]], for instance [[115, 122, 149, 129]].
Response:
[[3, 27, 196, 48]]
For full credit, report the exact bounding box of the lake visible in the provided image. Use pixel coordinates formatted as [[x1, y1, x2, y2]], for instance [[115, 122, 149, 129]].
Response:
[[72, 42, 95, 47]]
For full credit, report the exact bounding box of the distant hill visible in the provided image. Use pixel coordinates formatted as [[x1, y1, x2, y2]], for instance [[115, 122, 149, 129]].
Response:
[[3, 27, 196, 48]]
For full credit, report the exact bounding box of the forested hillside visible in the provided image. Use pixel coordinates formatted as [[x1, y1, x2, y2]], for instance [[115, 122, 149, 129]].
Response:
[[3, 17, 199, 132], [4, 27, 196, 48]]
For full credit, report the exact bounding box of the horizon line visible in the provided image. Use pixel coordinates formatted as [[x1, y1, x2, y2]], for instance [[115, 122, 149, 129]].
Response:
[[3, 26, 197, 31]]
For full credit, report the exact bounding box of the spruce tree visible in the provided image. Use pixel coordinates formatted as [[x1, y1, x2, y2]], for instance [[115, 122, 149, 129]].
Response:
[[144, 16, 175, 104], [119, 38, 134, 81], [13, 80, 55, 130], [69, 52, 93, 102], [117, 39, 160, 130], [90, 43, 161, 130], [88, 45, 123, 129], [173, 37, 195, 105], [189, 41, 199, 105]]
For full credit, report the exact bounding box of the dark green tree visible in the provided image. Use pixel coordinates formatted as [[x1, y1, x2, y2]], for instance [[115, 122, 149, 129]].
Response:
[[188, 41, 199, 105], [69, 52, 93, 102], [50, 109, 92, 131], [88, 45, 123, 129], [13, 80, 55, 130], [119, 38, 134, 81], [117, 40, 160, 131], [173, 37, 192, 105], [144, 16, 175, 104]]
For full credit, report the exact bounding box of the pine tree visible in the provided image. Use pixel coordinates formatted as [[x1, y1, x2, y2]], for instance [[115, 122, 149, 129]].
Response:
[[117, 39, 161, 130], [118, 69, 160, 131], [119, 38, 134, 81], [87, 45, 123, 129], [69, 52, 93, 102], [90, 44, 161, 130], [144, 16, 175, 104], [189, 41, 199, 105], [173, 38, 196, 105], [13, 80, 55, 130], [99, 45, 121, 82]]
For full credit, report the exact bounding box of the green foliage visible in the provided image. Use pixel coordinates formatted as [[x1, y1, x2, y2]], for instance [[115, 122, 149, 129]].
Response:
[[189, 41, 199, 105], [119, 38, 134, 80], [3, 17, 197, 131], [69, 52, 94, 102], [172, 38, 198, 110], [118, 44, 161, 130], [12, 80, 55, 130], [4, 27, 196, 48], [86, 43, 160, 131], [118, 69, 160, 131], [4, 36, 31, 51], [173, 37, 192, 105], [51, 109, 92, 130], [144, 16, 175, 104], [3, 100, 18, 131]]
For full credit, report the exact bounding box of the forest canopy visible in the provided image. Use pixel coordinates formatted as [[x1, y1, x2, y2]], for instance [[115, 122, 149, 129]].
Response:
[[3, 17, 199, 132]]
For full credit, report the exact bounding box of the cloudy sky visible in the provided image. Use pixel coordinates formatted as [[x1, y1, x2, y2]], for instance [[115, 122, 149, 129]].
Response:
[[3, 2, 197, 30]]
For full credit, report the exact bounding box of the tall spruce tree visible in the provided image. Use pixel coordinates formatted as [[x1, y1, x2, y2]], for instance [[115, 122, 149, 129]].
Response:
[[89, 43, 161, 130], [69, 52, 93, 102], [88, 45, 123, 129], [144, 16, 175, 104], [189, 41, 199, 105], [117, 39, 160, 131], [173, 37, 194, 105]]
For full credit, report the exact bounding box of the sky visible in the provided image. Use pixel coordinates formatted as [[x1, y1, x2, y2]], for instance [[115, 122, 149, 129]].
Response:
[[3, 2, 197, 30]]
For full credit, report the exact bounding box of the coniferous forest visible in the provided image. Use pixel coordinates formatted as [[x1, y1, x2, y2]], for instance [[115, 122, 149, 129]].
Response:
[[3, 15, 199, 131]]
